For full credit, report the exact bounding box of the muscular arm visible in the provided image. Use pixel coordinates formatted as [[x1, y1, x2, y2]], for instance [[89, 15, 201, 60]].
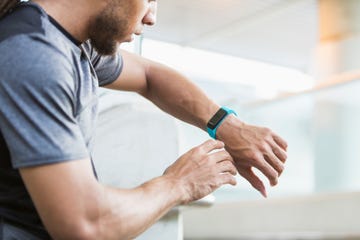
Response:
[[20, 140, 236, 240], [106, 50, 288, 197], [105, 49, 220, 130]]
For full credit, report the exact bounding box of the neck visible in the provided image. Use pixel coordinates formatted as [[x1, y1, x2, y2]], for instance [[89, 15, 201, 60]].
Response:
[[32, 0, 104, 43]]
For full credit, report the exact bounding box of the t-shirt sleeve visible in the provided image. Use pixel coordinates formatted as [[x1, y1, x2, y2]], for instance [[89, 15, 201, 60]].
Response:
[[82, 41, 123, 87], [0, 36, 89, 168]]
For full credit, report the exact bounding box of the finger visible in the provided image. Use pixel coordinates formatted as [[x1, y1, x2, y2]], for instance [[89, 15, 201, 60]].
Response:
[[208, 150, 234, 163], [238, 167, 267, 197], [199, 139, 224, 153], [264, 152, 285, 176], [217, 160, 237, 176], [272, 133, 288, 151], [219, 173, 237, 186], [269, 142, 287, 163], [252, 156, 279, 186]]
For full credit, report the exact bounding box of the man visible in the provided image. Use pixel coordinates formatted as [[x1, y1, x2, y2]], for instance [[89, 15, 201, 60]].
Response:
[[0, 0, 288, 239]]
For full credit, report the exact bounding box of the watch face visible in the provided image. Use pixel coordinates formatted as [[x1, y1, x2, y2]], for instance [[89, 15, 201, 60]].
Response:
[[207, 108, 227, 130]]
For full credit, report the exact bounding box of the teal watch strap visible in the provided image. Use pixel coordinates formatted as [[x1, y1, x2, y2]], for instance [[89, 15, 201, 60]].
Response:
[[206, 107, 237, 139]]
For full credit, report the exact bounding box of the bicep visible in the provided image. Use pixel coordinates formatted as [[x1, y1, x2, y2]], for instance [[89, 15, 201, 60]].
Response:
[[20, 158, 101, 239], [104, 50, 149, 93]]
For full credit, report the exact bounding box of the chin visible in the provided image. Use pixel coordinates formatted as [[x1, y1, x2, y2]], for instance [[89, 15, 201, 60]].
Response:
[[128, 36, 134, 42], [128, 34, 136, 42], [118, 35, 134, 43]]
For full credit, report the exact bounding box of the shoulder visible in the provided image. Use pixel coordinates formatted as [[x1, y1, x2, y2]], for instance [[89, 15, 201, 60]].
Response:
[[0, 33, 76, 90], [0, 2, 79, 86], [0, 34, 76, 102], [0, 2, 44, 42]]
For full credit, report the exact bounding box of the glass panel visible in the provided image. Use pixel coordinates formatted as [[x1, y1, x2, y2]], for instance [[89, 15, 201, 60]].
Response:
[[231, 78, 360, 200]]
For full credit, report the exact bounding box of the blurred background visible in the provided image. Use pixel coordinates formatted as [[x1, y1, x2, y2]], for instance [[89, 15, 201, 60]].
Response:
[[93, 0, 360, 239]]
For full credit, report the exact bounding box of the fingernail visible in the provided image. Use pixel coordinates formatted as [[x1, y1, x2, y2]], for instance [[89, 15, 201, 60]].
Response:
[[271, 179, 278, 187], [262, 190, 267, 198]]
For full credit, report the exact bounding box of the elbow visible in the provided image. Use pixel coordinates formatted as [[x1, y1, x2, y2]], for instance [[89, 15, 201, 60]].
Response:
[[52, 220, 135, 240], [49, 215, 132, 240], [49, 220, 100, 240], [72, 221, 100, 240]]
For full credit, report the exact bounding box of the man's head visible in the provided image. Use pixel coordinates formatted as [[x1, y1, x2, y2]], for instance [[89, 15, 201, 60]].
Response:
[[88, 0, 157, 56]]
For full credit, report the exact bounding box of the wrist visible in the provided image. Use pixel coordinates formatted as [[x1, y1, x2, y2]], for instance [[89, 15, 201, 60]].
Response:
[[158, 175, 188, 205], [206, 107, 238, 139], [216, 114, 244, 141], [199, 104, 220, 130]]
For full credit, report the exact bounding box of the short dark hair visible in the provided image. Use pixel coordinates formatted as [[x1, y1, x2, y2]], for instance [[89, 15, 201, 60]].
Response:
[[0, 0, 20, 19]]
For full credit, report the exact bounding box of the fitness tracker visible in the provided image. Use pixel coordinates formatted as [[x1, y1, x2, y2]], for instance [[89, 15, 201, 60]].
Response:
[[206, 107, 237, 139]]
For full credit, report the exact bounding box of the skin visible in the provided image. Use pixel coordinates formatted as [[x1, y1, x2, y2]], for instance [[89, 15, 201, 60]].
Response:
[[20, 0, 288, 239]]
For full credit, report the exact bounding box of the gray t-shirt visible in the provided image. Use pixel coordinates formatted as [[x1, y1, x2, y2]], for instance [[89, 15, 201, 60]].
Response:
[[0, 2, 123, 238]]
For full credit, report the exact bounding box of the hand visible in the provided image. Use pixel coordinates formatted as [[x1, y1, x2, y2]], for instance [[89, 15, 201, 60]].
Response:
[[163, 140, 237, 204], [217, 115, 288, 197]]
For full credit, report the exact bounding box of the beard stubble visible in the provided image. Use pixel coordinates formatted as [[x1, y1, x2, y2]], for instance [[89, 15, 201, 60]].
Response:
[[88, 1, 133, 56]]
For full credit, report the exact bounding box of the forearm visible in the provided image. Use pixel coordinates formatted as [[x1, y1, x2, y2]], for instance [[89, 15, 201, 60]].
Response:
[[95, 176, 182, 240], [21, 142, 237, 239], [141, 61, 219, 130], [21, 159, 183, 240]]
